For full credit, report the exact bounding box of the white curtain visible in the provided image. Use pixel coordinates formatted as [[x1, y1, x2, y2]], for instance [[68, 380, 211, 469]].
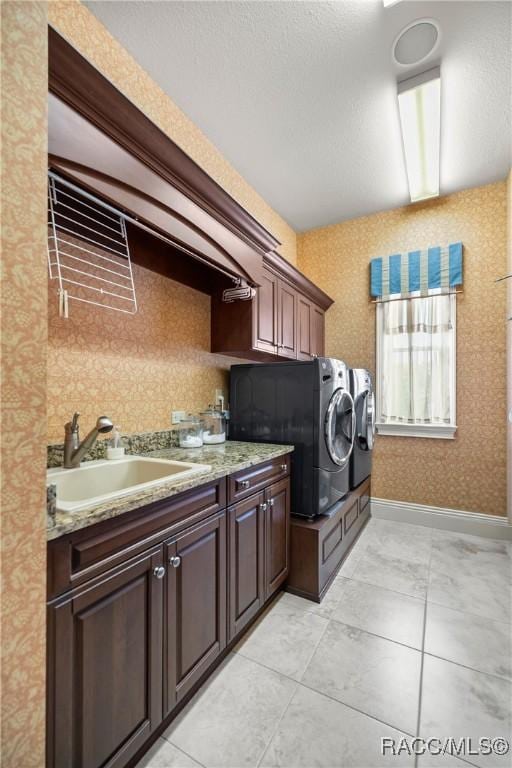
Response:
[[380, 294, 454, 425]]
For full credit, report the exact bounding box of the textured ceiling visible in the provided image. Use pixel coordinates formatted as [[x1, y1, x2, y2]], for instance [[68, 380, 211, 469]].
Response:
[[84, 1, 511, 231]]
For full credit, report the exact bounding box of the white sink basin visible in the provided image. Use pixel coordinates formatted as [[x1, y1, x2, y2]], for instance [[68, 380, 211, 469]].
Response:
[[47, 456, 212, 512]]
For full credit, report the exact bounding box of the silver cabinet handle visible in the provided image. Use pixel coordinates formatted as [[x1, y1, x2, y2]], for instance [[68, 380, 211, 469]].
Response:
[[260, 502, 268, 512], [269, 498, 275, 507], [240, 480, 250, 489], [280, 463, 287, 471], [169, 555, 181, 568], [153, 566, 165, 579]]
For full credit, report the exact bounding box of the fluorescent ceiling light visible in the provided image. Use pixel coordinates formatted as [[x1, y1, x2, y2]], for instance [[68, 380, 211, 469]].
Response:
[[397, 67, 441, 203], [383, 0, 402, 7]]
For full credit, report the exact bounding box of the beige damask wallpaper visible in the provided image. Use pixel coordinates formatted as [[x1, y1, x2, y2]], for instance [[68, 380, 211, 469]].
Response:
[[47, 265, 237, 442], [298, 182, 508, 516], [1, 2, 48, 765], [48, 0, 297, 266]]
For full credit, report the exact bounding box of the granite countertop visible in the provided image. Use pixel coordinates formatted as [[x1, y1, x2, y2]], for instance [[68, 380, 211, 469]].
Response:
[[47, 441, 294, 541]]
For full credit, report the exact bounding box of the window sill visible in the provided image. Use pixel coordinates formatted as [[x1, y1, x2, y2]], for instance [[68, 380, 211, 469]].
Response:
[[376, 423, 457, 439]]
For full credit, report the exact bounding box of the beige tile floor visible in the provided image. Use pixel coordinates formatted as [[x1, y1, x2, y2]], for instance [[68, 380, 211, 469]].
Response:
[[137, 519, 512, 768]]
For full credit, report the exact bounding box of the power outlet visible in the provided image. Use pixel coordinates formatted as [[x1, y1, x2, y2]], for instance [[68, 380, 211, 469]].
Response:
[[215, 389, 224, 406], [171, 410, 186, 425]]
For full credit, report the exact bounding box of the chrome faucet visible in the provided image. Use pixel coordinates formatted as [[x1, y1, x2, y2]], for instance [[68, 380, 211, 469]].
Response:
[[64, 412, 114, 468]]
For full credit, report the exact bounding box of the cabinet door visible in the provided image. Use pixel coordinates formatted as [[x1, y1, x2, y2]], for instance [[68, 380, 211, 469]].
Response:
[[310, 305, 325, 358], [253, 267, 278, 354], [165, 512, 227, 714], [228, 492, 265, 641], [265, 478, 291, 599], [277, 279, 297, 358], [47, 547, 164, 768], [297, 295, 312, 360]]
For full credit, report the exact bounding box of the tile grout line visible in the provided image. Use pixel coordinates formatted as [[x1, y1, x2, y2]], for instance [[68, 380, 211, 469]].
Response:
[[414, 534, 434, 768], [158, 648, 496, 768], [298, 676, 418, 740], [230, 614, 331, 768], [236, 640, 418, 740], [347, 564, 429, 601], [296, 607, 332, 675], [249, 588, 425, 653], [336, 544, 512, 682], [425, 596, 512, 626], [327, 614, 425, 652], [320, 573, 427, 604], [158, 736, 207, 768], [340, 574, 427, 602], [422, 650, 512, 684], [255, 684, 300, 768], [242, 612, 332, 768]]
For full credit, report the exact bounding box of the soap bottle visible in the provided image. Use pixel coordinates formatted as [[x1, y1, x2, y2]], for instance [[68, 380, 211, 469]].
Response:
[[107, 426, 126, 460]]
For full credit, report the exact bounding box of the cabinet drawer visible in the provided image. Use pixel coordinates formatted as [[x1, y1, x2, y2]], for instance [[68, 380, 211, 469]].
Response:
[[47, 478, 226, 600], [228, 456, 290, 503]]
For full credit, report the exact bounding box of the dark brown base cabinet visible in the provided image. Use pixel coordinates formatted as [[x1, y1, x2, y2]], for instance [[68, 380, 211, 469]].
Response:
[[227, 476, 290, 641], [228, 491, 266, 639], [47, 458, 290, 768], [165, 511, 227, 715], [265, 478, 290, 598], [47, 547, 165, 768]]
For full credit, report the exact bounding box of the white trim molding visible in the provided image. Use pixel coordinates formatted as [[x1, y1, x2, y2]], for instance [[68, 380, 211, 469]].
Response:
[[376, 422, 457, 439], [371, 497, 512, 541]]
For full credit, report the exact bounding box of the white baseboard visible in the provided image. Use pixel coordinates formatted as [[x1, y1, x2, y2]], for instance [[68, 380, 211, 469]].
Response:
[[370, 497, 512, 541]]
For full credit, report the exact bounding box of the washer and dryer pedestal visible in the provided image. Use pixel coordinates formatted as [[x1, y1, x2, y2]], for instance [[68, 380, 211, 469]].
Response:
[[287, 476, 371, 602]]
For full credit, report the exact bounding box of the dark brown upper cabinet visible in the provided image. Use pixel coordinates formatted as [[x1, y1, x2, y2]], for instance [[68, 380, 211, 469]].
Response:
[[212, 258, 332, 361], [297, 296, 325, 360], [297, 294, 313, 360], [254, 267, 279, 354], [277, 279, 297, 358], [311, 304, 325, 358]]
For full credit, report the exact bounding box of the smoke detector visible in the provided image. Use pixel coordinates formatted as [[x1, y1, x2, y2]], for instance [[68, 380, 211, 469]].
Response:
[[393, 19, 440, 68]]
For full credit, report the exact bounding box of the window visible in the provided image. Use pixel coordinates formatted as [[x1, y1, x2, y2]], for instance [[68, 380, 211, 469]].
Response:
[[376, 293, 456, 438]]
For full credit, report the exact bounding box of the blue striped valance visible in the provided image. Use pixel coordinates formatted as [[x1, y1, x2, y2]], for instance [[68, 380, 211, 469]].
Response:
[[370, 243, 463, 300]]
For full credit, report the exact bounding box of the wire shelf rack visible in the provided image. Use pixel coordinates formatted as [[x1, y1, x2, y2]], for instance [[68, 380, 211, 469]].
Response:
[[47, 172, 137, 318]]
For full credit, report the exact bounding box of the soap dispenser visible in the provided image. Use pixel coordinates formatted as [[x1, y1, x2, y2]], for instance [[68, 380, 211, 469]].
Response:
[[106, 426, 126, 460]]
